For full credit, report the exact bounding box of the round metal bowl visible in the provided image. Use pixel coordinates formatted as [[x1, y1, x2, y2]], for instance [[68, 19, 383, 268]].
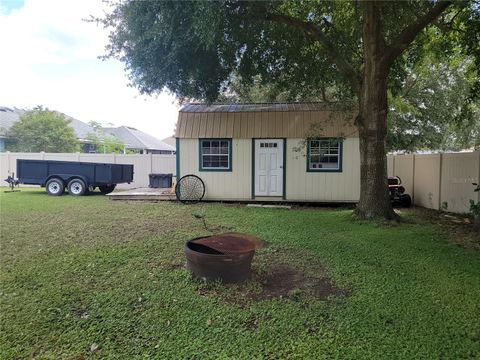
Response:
[[185, 234, 257, 283]]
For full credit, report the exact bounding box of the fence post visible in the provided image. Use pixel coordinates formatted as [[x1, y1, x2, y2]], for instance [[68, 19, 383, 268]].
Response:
[[7, 151, 11, 174], [438, 153, 443, 210], [149, 152, 153, 175], [477, 150, 480, 204], [412, 154, 416, 205], [40, 151, 45, 160]]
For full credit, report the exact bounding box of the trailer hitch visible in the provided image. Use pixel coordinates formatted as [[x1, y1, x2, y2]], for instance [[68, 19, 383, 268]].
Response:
[[4, 172, 20, 193]]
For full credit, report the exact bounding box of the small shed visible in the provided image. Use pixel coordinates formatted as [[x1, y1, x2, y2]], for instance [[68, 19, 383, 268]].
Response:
[[175, 103, 360, 202]]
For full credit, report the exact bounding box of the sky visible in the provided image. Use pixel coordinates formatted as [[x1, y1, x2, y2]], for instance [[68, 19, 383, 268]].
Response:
[[0, 0, 179, 140]]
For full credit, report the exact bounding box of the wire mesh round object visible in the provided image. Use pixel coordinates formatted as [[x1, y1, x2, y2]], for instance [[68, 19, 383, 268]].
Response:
[[175, 175, 205, 204]]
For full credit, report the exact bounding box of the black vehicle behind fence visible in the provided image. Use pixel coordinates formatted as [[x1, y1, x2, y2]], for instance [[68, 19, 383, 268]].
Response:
[[16, 159, 134, 196]]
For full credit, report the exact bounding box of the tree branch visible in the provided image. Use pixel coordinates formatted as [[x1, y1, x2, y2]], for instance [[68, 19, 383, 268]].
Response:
[[383, 1, 453, 67], [262, 12, 361, 93]]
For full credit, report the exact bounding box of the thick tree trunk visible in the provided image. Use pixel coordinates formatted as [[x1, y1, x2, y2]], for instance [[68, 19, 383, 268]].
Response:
[[355, 1, 397, 220], [355, 79, 396, 220]]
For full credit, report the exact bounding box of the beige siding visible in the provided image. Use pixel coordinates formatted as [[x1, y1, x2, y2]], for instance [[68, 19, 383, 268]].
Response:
[[179, 139, 252, 200], [0, 152, 175, 189], [176, 110, 357, 139], [286, 138, 360, 202]]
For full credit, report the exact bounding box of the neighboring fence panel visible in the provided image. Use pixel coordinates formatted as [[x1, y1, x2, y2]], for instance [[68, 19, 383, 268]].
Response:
[[387, 156, 394, 177], [414, 154, 442, 210], [392, 154, 415, 200], [0, 152, 176, 189], [441, 152, 480, 214], [388, 150, 480, 213]]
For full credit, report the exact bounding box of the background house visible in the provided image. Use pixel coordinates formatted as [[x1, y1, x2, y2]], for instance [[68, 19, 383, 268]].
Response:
[[161, 136, 176, 150], [0, 106, 96, 152], [176, 103, 359, 202], [104, 126, 175, 154], [0, 107, 19, 152], [0, 106, 174, 154]]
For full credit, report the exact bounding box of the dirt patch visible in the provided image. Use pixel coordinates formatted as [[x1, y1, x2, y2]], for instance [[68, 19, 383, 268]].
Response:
[[250, 263, 347, 301], [196, 261, 348, 304]]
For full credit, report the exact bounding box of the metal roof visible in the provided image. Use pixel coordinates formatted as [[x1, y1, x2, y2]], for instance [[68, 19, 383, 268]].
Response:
[[103, 126, 175, 152], [179, 102, 344, 113], [176, 103, 357, 139]]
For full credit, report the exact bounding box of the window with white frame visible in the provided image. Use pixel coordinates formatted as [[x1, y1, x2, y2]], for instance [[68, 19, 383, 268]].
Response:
[[308, 138, 342, 171], [200, 139, 231, 171]]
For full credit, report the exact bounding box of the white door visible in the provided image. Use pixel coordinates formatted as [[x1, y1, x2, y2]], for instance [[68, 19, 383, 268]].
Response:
[[254, 139, 283, 197]]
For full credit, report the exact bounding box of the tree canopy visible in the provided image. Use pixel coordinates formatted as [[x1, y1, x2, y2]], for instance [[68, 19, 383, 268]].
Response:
[[387, 57, 480, 151], [101, 1, 479, 102], [8, 107, 79, 153]]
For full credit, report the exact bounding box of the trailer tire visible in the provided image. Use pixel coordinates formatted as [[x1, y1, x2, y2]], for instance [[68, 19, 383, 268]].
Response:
[[68, 178, 87, 196], [99, 184, 116, 195], [46, 178, 65, 196]]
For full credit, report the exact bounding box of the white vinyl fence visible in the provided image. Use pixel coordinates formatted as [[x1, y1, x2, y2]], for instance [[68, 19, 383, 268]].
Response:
[[387, 150, 480, 214], [2, 151, 478, 212], [0, 152, 176, 189]]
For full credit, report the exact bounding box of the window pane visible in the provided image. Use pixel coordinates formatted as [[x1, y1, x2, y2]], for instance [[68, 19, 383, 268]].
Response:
[[309, 139, 340, 170], [203, 157, 212, 168], [211, 141, 220, 154], [220, 157, 229, 168], [202, 140, 211, 155], [201, 140, 230, 169], [220, 143, 229, 154]]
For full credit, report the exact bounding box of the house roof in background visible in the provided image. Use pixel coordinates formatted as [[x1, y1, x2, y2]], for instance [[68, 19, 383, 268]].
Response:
[[161, 136, 176, 148], [104, 126, 175, 151], [0, 106, 25, 136], [179, 102, 348, 113], [0, 106, 94, 140], [67, 117, 95, 140]]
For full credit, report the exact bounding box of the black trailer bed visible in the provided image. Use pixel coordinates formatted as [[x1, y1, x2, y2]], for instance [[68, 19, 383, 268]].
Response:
[[16, 159, 134, 196]]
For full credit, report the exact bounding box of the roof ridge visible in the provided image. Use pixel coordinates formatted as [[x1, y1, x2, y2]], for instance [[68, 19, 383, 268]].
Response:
[[182, 101, 337, 106]]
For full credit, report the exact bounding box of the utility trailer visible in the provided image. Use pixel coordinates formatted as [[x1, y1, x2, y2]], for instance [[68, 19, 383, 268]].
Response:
[[16, 159, 134, 196]]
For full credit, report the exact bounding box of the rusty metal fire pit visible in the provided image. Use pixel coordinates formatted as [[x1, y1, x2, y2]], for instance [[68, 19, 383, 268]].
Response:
[[185, 233, 263, 283]]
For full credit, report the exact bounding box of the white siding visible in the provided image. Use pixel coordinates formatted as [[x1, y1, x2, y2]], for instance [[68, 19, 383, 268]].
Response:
[[179, 137, 360, 202], [179, 139, 252, 200], [286, 138, 360, 202]]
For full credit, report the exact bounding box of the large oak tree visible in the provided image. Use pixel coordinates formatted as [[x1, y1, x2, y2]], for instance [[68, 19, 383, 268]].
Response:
[[99, 0, 479, 219]]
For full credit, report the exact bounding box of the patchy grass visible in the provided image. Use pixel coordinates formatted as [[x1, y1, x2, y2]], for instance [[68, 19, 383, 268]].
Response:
[[0, 188, 479, 359]]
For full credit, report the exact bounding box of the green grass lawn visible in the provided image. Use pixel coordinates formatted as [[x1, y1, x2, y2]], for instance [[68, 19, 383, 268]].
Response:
[[1, 188, 479, 359]]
